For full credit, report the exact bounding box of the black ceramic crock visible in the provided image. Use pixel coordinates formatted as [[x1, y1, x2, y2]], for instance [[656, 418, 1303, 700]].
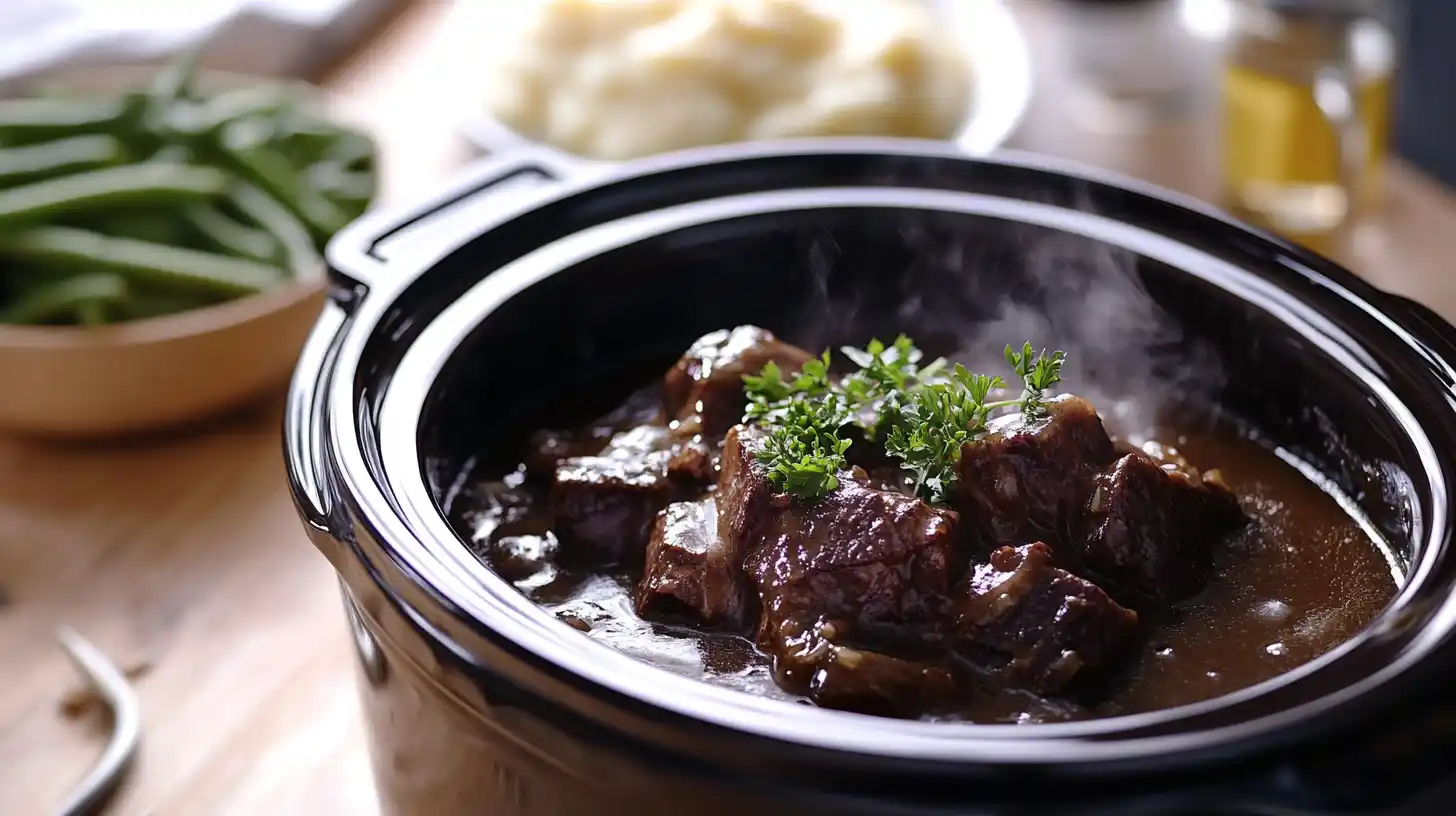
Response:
[[283, 139, 1456, 816]]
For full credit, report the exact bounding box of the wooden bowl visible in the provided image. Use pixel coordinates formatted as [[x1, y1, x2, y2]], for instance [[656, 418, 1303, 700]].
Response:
[[0, 282, 326, 436], [0, 65, 362, 436]]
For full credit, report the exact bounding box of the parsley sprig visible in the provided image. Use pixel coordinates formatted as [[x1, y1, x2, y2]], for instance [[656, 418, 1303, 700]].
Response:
[[755, 397, 854, 498], [743, 350, 835, 423], [839, 336, 946, 404], [742, 335, 1067, 503], [1005, 341, 1067, 422], [883, 364, 1003, 504]]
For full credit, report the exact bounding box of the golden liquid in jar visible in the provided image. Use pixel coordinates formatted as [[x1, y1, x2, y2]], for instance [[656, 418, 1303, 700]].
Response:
[[1221, 13, 1393, 237]]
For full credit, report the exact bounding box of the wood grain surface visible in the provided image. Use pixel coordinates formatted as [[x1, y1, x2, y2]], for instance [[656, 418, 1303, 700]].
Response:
[[3, 2, 1454, 814]]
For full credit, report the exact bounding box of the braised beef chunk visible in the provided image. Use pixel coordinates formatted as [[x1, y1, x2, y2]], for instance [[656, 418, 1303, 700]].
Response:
[[525, 429, 601, 480], [1080, 452, 1248, 607], [666, 442, 716, 484], [714, 423, 774, 557], [954, 542, 1138, 695], [809, 645, 957, 715], [634, 424, 770, 630], [524, 386, 664, 480], [741, 474, 958, 637], [551, 425, 714, 566], [637, 497, 748, 627], [663, 326, 813, 438], [711, 421, 961, 709], [951, 395, 1117, 555], [720, 456, 960, 708], [760, 612, 957, 715]]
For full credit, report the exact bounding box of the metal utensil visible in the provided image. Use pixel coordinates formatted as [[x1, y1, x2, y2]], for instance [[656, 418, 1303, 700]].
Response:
[[50, 626, 141, 816]]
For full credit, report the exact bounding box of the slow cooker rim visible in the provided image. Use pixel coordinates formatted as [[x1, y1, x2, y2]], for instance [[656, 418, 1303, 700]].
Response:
[[317, 140, 1456, 770], [323, 136, 1273, 295]]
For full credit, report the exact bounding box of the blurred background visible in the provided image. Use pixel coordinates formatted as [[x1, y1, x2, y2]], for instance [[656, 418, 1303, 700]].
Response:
[[1, 0, 1453, 813]]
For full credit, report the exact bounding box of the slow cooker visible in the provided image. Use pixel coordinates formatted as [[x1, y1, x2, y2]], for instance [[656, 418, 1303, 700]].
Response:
[[283, 139, 1456, 815]]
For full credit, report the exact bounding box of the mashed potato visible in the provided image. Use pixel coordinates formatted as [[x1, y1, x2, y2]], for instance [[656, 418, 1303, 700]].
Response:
[[478, 0, 974, 160]]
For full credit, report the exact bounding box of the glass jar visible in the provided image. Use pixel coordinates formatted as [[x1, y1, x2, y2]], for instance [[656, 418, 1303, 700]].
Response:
[[1221, 0, 1395, 235]]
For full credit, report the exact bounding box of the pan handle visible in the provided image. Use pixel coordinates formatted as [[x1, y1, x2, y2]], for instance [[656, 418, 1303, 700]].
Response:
[[324, 145, 601, 297]]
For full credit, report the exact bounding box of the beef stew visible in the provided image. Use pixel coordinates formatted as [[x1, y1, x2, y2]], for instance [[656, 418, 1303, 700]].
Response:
[[445, 326, 1399, 723]]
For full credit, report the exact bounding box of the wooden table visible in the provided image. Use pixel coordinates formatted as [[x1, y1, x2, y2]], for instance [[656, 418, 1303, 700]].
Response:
[[2, 2, 1453, 814]]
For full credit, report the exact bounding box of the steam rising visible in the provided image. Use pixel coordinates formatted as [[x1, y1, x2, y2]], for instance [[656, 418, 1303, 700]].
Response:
[[789, 210, 1225, 440], [954, 228, 1224, 439]]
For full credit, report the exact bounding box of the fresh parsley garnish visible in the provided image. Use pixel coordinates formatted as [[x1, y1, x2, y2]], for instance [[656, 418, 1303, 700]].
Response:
[[840, 336, 944, 398], [754, 396, 854, 500], [883, 365, 1004, 504], [744, 350, 834, 423], [1004, 342, 1067, 422], [742, 334, 1069, 504], [839, 336, 947, 439]]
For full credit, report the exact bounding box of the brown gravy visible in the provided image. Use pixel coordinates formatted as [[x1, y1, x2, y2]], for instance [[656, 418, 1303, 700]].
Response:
[[446, 417, 1400, 723]]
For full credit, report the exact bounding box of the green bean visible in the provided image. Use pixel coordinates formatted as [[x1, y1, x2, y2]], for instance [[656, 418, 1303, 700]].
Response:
[[215, 124, 347, 240], [0, 50, 379, 325], [0, 98, 129, 143], [324, 130, 377, 171], [228, 183, 322, 281], [170, 86, 299, 139], [183, 203, 280, 263], [147, 46, 203, 105], [273, 130, 341, 167], [75, 299, 108, 326], [221, 116, 276, 152], [119, 288, 218, 321], [85, 209, 195, 247], [0, 163, 228, 230], [0, 226, 284, 298], [0, 273, 128, 325], [106, 91, 165, 154], [266, 111, 349, 165], [0, 135, 126, 185], [147, 144, 194, 164], [307, 161, 375, 211], [130, 46, 203, 141]]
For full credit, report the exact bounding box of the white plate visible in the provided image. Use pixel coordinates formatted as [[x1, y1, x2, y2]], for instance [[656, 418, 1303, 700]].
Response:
[[454, 0, 1033, 160]]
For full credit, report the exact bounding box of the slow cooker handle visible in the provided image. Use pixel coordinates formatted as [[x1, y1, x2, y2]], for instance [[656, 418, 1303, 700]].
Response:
[[324, 145, 600, 297], [286, 146, 596, 559]]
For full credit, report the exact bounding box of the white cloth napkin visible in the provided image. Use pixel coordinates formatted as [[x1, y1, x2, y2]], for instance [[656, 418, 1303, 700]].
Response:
[[0, 0, 396, 86]]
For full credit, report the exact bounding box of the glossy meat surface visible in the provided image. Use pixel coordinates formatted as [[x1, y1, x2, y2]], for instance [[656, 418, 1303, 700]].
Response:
[[1080, 452, 1248, 608], [954, 542, 1139, 694], [950, 395, 1118, 556], [637, 497, 747, 627], [740, 474, 957, 638], [632, 424, 769, 627], [758, 611, 959, 715], [662, 325, 813, 438], [662, 421, 957, 708], [551, 425, 713, 566]]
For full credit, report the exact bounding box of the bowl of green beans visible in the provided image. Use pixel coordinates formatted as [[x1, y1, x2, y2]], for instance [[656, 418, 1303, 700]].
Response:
[[0, 52, 379, 436]]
